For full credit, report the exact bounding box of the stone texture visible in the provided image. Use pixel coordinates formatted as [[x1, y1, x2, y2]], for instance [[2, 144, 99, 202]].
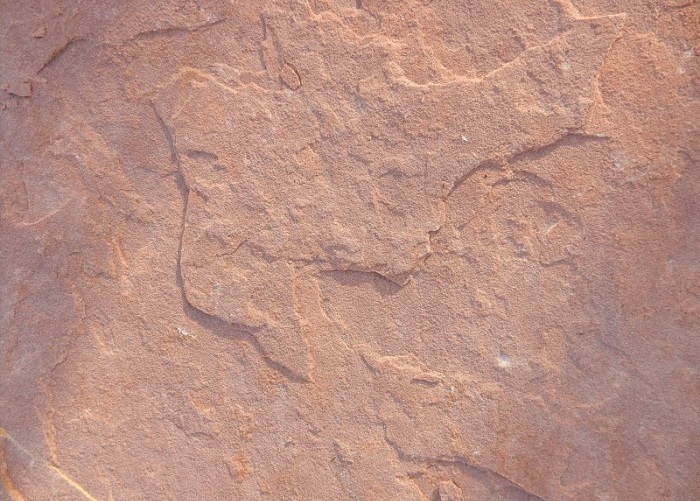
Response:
[[1, 1, 698, 500]]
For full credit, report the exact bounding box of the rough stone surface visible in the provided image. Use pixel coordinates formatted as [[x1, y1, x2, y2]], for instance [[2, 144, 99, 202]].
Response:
[[1, 1, 698, 500]]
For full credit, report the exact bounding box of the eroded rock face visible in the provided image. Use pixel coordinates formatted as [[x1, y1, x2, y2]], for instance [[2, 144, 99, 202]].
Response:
[[1, 1, 698, 500]]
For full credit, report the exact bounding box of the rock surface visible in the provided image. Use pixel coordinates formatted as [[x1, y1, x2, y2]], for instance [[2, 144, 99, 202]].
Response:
[[1, 1, 698, 500]]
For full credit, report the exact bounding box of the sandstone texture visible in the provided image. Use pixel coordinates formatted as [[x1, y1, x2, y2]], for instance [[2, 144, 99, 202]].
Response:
[[1, 1, 699, 500]]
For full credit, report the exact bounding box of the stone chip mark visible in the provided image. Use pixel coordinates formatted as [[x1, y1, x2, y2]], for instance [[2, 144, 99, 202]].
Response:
[[280, 63, 302, 90]]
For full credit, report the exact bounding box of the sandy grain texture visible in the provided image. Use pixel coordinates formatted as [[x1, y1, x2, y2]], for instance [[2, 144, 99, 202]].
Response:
[[1, 1, 699, 500]]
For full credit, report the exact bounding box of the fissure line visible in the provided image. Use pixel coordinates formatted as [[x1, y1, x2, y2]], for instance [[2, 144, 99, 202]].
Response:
[[0, 427, 102, 501]]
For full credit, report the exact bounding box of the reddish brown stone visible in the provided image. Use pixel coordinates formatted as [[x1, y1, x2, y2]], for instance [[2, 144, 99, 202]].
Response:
[[1, 1, 698, 500]]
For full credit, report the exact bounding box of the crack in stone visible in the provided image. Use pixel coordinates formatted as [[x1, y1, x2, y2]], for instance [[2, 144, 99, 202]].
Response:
[[151, 103, 310, 384], [382, 428, 551, 501], [0, 428, 102, 501], [131, 17, 227, 41], [37, 38, 87, 74]]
